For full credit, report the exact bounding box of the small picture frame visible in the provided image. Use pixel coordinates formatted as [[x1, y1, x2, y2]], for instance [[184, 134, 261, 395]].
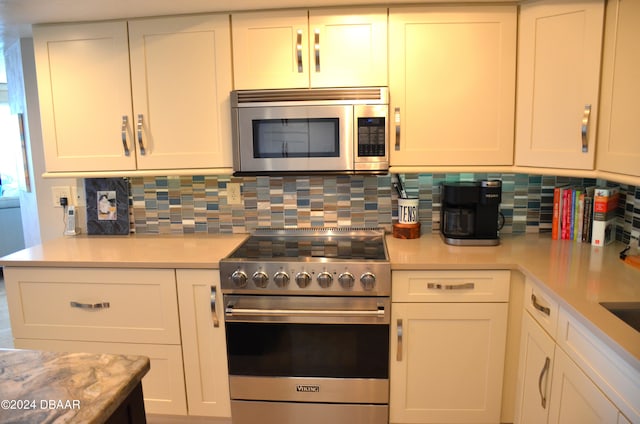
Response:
[[85, 178, 130, 235]]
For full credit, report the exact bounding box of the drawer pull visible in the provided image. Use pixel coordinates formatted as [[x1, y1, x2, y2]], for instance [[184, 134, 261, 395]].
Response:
[[531, 294, 551, 316], [121, 115, 130, 156], [394, 107, 401, 151], [210, 286, 220, 328], [70, 301, 110, 309], [427, 282, 475, 290], [314, 29, 320, 72], [136, 114, 146, 155], [296, 30, 303, 73], [538, 356, 551, 408], [581, 104, 591, 153], [396, 318, 403, 361]]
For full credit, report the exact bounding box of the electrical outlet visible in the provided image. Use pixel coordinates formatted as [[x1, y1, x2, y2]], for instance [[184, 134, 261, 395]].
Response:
[[70, 185, 86, 207], [52, 186, 71, 207], [227, 183, 242, 205]]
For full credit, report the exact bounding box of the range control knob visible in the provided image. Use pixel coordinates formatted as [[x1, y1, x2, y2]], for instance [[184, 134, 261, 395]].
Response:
[[317, 272, 333, 288], [295, 272, 312, 288], [230, 270, 248, 288], [273, 271, 290, 288], [338, 272, 355, 289], [360, 272, 376, 291], [252, 271, 269, 288]]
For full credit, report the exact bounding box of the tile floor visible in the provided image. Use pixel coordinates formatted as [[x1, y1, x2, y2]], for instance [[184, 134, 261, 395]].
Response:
[[0, 271, 15, 348]]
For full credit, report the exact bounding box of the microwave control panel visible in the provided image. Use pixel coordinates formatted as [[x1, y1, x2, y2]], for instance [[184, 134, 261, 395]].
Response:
[[357, 117, 386, 157]]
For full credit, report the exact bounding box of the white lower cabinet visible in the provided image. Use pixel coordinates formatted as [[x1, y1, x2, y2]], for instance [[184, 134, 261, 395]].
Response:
[[515, 279, 638, 424], [176, 269, 231, 418], [390, 270, 510, 424], [3, 266, 187, 416], [547, 348, 618, 424], [514, 312, 556, 424]]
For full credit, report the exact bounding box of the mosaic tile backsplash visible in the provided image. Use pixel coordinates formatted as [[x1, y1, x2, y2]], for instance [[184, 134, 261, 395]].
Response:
[[127, 173, 639, 243]]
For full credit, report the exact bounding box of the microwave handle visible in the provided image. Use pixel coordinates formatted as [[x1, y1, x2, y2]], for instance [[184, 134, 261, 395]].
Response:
[[394, 107, 401, 150], [296, 30, 304, 73]]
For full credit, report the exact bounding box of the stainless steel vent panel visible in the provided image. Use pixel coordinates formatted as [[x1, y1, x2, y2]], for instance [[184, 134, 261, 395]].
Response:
[[232, 87, 389, 106]]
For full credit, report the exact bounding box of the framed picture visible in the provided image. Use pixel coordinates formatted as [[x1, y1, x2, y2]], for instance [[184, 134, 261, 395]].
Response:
[[85, 178, 130, 235]]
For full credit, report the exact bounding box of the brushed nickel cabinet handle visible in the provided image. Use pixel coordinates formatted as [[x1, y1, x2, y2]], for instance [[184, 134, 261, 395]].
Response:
[[296, 30, 303, 73], [121, 115, 130, 156], [210, 286, 220, 328], [581, 104, 591, 153], [70, 301, 110, 309], [427, 282, 475, 290], [314, 29, 320, 72], [137, 114, 146, 155], [394, 107, 401, 151], [396, 318, 403, 361], [531, 294, 551, 316], [538, 356, 551, 408]]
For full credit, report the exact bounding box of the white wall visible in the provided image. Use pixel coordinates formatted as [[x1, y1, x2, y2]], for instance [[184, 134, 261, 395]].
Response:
[[5, 38, 77, 245]]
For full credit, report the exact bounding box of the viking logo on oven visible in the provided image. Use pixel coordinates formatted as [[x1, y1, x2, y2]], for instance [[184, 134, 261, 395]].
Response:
[[296, 385, 320, 393]]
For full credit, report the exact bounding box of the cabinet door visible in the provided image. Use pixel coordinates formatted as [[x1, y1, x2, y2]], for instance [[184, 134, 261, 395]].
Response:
[[308, 8, 387, 88], [515, 0, 604, 170], [514, 312, 556, 424], [33, 21, 136, 172], [596, 0, 640, 177], [389, 6, 516, 167], [548, 348, 619, 424], [390, 302, 508, 423], [232, 10, 310, 89], [129, 15, 233, 170], [176, 269, 231, 418]]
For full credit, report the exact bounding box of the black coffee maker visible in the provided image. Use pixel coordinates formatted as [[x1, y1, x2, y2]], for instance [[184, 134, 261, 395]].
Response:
[[440, 180, 502, 246]]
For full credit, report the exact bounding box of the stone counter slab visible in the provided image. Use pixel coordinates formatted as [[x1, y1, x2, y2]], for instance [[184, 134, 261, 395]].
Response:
[[0, 349, 149, 424]]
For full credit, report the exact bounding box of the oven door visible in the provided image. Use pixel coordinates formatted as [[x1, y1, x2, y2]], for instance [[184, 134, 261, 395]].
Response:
[[224, 295, 390, 406], [234, 105, 354, 173]]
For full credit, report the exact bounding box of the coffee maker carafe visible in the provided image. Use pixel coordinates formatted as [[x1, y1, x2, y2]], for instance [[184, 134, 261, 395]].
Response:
[[440, 180, 502, 246]]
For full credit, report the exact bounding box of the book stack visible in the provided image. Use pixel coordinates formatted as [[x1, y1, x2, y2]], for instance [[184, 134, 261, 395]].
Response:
[[551, 185, 619, 245]]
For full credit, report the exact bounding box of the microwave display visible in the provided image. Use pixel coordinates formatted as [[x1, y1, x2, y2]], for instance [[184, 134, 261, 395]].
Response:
[[252, 118, 340, 158], [358, 117, 386, 157]]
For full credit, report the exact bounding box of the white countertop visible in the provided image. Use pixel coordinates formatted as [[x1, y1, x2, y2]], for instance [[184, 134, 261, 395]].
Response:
[[1, 232, 639, 368]]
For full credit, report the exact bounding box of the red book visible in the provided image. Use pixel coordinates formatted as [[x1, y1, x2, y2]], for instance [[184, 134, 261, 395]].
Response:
[[552, 186, 562, 240]]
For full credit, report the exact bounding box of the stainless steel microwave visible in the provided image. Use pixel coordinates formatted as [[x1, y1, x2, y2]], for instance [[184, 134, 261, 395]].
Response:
[[230, 87, 389, 175]]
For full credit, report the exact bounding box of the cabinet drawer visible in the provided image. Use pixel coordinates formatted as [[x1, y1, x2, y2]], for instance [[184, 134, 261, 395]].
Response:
[[5, 267, 180, 344], [392, 270, 510, 302], [14, 338, 187, 416], [523, 279, 559, 338]]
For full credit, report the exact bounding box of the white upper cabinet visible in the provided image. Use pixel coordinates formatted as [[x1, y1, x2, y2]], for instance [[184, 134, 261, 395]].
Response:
[[232, 8, 388, 89], [596, 0, 640, 178], [34, 14, 233, 174], [128, 15, 233, 171], [34, 21, 137, 172], [388, 5, 517, 167], [515, 0, 605, 170]]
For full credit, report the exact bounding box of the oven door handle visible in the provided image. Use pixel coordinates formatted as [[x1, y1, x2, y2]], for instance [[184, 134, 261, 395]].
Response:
[[225, 306, 385, 319]]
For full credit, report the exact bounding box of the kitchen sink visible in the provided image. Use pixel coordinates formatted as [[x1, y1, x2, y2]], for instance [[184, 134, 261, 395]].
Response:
[[600, 302, 640, 333]]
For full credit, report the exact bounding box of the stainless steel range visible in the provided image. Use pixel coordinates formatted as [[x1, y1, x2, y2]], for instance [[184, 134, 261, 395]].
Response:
[[219, 228, 391, 424]]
